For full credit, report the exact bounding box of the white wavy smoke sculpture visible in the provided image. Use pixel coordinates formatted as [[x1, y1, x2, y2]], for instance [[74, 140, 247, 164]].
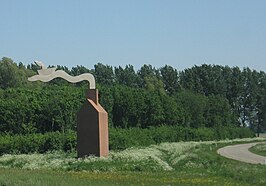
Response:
[[28, 61, 96, 89]]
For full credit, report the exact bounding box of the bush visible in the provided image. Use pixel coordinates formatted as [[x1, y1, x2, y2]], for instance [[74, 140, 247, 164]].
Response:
[[0, 126, 255, 154], [0, 130, 76, 155], [109, 127, 155, 150], [193, 128, 215, 141], [109, 126, 255, 150]]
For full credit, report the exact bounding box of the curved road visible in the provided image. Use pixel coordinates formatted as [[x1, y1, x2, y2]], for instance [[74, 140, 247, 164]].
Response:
[[217, 142, 266, 165]]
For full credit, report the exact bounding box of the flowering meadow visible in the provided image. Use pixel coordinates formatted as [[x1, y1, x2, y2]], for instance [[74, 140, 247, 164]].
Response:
[[0, 137, 265, 172], [0, 138, 266, 185]]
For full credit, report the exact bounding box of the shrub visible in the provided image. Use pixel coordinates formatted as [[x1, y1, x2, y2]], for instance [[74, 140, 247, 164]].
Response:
[[193, 128, 215, 141], [0, 126, 255, 154], [109, 127, 155, 150], [0, 131, 76, 155]]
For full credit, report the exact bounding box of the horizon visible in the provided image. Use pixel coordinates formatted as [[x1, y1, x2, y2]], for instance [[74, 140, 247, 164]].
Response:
[[3, 56, 266, 73]]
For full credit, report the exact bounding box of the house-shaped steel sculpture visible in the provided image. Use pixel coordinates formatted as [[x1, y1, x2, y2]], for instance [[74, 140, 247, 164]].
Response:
[[77, 89, 108, 157], [28, 62, 109, 158]]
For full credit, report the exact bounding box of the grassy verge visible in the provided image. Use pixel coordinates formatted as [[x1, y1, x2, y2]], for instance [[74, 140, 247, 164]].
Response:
[[0, 168, 250, 186], [249, 142, 266, 157], [0, 138, 265, 185]]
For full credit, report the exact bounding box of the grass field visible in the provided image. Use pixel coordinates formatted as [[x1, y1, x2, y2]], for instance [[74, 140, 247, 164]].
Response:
[[0, 138, 266, 186], [0, 168, 251, 186], [249, 142, 266, 157]]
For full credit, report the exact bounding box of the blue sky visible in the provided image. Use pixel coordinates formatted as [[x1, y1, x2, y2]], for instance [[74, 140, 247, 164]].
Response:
[[1, 0, 266, 71]]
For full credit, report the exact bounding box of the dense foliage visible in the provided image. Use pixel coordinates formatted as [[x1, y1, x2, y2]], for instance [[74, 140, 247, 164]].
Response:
[[0, 126, 254, 155], [0, 57, 265, 136]]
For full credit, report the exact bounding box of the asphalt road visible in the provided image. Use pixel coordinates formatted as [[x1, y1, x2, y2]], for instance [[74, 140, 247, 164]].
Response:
[[217, 142, 266, 165]]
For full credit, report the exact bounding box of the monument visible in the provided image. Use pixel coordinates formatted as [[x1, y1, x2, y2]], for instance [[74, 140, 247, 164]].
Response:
[[28, 61, 109, 157]]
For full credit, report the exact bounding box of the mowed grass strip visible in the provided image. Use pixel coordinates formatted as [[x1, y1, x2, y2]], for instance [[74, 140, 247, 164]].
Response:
[[0, 168, 249, 186]]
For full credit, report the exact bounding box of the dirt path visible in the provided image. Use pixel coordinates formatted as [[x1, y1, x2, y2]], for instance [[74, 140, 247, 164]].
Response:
[[217, 142, 266, 165]]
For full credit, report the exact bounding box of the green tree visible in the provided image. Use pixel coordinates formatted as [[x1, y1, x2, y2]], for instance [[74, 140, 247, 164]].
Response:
[[175, 91, 208, 128], [225, 66, 244, 126], [253, 71, 266, 135], [114, 65, 140, 87], [179, 66, 204, 94], [160, 65, 180, 95], [205, 95, 236, 128], [240, 68, 258, 127], [142, 91, 164, 127], [94, 63, 114, 86], [138, 64, 165, 93], [70, 65, 91, 76], [160, 94, 185, 126], [0, 57, 26, 89]]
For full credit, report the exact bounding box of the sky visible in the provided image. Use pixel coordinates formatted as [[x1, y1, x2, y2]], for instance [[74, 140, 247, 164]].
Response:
[[0, 0, 266, 72]]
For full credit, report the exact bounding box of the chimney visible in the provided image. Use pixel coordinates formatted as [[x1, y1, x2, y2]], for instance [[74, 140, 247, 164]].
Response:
[[86, 89, 98, 105]]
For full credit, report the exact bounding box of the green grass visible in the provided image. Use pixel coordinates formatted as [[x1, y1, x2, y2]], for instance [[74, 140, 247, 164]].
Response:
[[0, 168, 250, 186], [0, 138, 266, 185], [249, 142, 266, 157]]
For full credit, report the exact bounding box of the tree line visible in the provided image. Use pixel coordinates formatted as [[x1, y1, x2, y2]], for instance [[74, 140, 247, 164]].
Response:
[[0, 57, 265, 135]]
